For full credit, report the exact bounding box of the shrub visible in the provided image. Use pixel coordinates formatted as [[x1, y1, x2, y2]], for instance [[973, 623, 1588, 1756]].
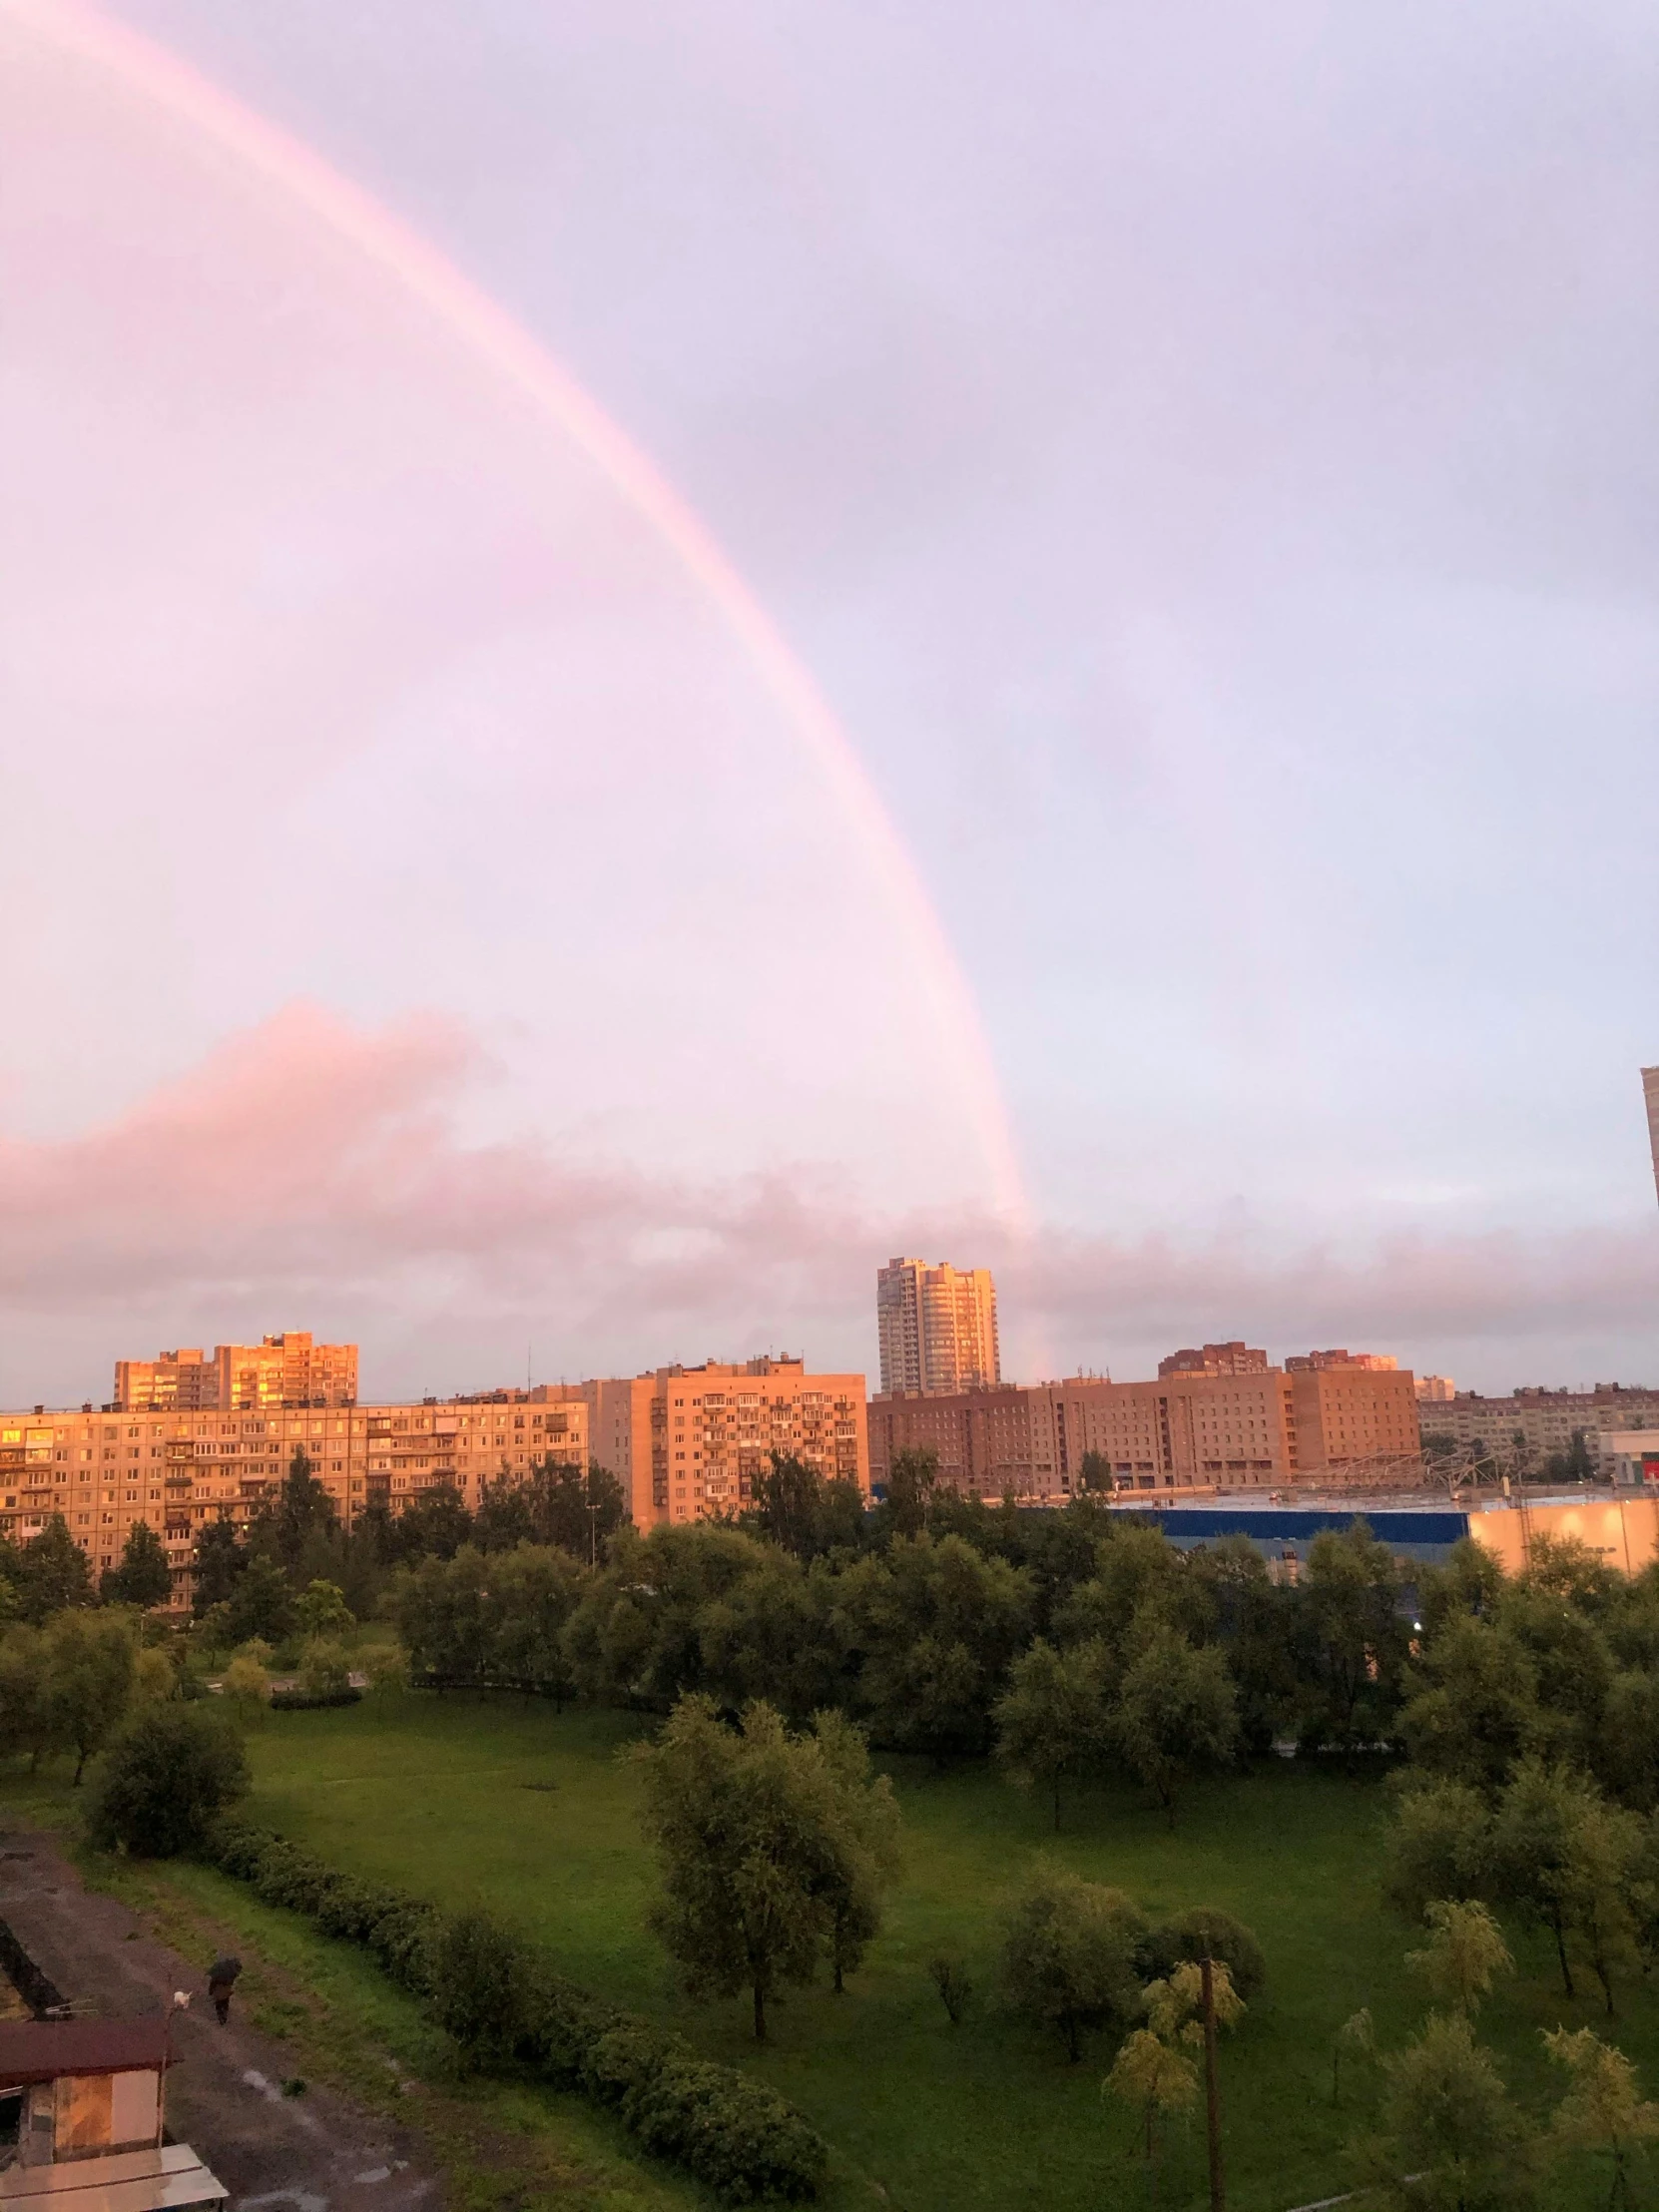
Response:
[[425, 1908, 540, 2068], [298, 1638, 352, 1700], [271, 1687, 361, 1711], [1001, 1865, 1147, 2060], [1138, 1909, 1267, 2001], [88, 1705, 249, 1858]]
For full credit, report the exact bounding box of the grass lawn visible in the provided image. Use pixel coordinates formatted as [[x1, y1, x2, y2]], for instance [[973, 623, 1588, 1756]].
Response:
[[146, 1690, 1659, 2212]]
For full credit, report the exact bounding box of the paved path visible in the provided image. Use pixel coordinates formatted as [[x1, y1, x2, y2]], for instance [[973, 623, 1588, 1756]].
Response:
[[0, 1833, 443, 2212]]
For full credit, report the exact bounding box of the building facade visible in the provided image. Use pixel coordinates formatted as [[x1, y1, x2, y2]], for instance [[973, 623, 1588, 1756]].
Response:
[[577, 1358, 869, 1525], [1157, 1343, 1268, 1379], [1644, 1065, 1659, 1204], [867, 1356, 1420, 1500], [0, 1391, 586, 1608], [876, 1258, 999, 1395], [114, 1333, 358, 1412]]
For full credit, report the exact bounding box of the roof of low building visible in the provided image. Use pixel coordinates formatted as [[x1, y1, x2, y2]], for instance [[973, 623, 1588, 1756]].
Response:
[[0, 2018, 169, 2084]]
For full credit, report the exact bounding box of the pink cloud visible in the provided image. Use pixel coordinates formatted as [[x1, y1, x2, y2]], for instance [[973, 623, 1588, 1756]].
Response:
[[2, 1005, 1654, 1388]]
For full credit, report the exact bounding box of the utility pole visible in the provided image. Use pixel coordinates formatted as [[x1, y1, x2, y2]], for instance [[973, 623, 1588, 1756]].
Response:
[[1201, 1954, 1225, 2212]]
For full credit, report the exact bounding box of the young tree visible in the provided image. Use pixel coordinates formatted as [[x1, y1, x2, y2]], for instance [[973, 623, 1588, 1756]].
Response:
[[1333, 2007, 1376, 2107], [44, 1610, 138, 1784], [88, 1704, 249, 1858], [633, 1694, 891, 2040], [298, 1638, 351, 1698], [1106, 2025, 1198, 2171], [1113, 1617, 1239, 1825], [17, 1516, 93, 1624], [993, 1636, 1113, 1830], [1406, 1901, 1513, 2017], [1544, 2027, 1659, 2211], [221, 1650, 271, 1724], [1353, 2011, 1537, 2211], [810, 1709, 900, 1993], [100, 1523, 173, 1611], [928, 1955, 972, 2024], [1491, 1759, 1641, 2008], [999, 1864, 1145, 2061], [294, 1579, 353, 1641], [224, 1555, 295, 1647]]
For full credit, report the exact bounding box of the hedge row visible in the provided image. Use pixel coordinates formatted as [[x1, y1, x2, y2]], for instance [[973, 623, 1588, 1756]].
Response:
[[269, 1688, 363, 1712], [201, 1821, 830, 2203]]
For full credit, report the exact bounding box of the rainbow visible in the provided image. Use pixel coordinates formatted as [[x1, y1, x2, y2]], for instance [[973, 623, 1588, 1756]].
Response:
[[7, 0, 1028, 1224]]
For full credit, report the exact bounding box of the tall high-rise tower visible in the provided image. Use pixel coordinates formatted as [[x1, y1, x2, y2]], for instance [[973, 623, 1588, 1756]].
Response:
[[876, 1258, 1000, 1395], [1645, 1068, 1659, 1204]]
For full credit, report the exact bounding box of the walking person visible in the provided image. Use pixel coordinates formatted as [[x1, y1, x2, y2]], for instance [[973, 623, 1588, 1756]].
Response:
[[207, 1954, 242, 2026]]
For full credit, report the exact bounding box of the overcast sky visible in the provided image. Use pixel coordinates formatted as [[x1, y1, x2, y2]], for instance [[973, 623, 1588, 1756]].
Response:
[[3, 0, 1657, 1403]]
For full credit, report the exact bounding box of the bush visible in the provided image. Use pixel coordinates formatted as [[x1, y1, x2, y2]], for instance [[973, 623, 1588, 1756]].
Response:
[[88, 1705, 249, 1858], [271, 1687, 361, 1712], [1138, 1908, 1268, 2001], [1001, 1866, 1146, 2060], [198, 1819, 829, 2200], [425, 1908, 540, 2068]]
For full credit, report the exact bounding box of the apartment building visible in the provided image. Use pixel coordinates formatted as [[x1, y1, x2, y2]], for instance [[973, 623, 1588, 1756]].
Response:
[[1286, 1349, 1398, 1373], [1644, 1065, 1659, 1204], [876, 1259, 999, 1395], [1158, 1343, 1268, 1379], [576, 1358, 868, 1524], [867, 1352, 1420, 1499], [1416, 1384, 1659, 1459], [114, 1334, 357, 1411], [0, 1391, 586, 1607]]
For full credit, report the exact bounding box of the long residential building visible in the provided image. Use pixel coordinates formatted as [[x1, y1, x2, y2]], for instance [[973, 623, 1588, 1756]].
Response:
[[1415, 1383, 1659, 1459], [573, 1357, 868, 1525], [866, 1352, 1421, 1501], [0, 1392, 587, 1607]]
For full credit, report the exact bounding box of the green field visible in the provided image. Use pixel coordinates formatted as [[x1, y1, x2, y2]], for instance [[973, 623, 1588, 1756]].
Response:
[[104, 1690, 1646, 2212]]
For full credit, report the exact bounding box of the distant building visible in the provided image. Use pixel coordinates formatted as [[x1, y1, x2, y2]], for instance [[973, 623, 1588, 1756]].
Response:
[[1286, 1349, 1398, 1373], [867, 1358, 1420, 1501], [1416, 1376, 1456, 1402], [1644, 1066, 1659, 1202], [876, 1259, 999, 1395], [1157, 1343, 1269, 1379], [114, 1333, 357, 1411], [574, 1357, 868, 1526]]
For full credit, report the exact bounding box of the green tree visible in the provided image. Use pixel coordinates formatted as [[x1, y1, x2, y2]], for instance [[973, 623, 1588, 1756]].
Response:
[[1333, 2007, 1376, 2107], [1385, 1779, 1494, 1922], [993, 1636, 1113, 1830], [0, 1626, 57, 1769], [100, 1522, 173, 1611], [87, 1703, 249, 1858], [810, 1709, 900, 1993], [1113, 1616, 1239, 1825], [1054, 1522, 1211, 1669], [882, 1446, 938, 1539], [840, 1533, 1035, 1758], [471, 1479, 538, 1553], [999, 1863, 1145, 2061], [1352, 2011, 1537, 2211], [1105, 2026, 1198, 2171], [1399, 1615, 1542, 1791], [1544, 2026, 1659, 2211], [44, 1610, 138, 1784], [297, 1637, 351, 1698], [294, 1579, 353, 1640], [633, 1694, 890, 2040], [1490, 1759, 1643, 2007], [1292, 1520, 1410, 1757], [751, 1454, 826, 1560], [388, 1483, 473, 1563], [487, 1543, 585, 1701], [1076, 1449, 1115, 1495], [1407, 1901, 1513, 2017], [266, 1447, 336, 1566], [224, 1555, 294, 1647], [17, 1515, 93, 1624], [521, 1458, 628, 1561], [221, 1651, 270, 1724], [191, 1517, 245, 1618]]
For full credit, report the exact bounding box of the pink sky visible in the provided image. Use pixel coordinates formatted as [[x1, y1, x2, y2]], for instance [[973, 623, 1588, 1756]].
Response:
[[4, 2, 1657, 1403]]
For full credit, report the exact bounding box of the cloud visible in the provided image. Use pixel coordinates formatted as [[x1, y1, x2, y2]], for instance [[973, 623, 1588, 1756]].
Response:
[[3, 1005, 1654, 1395]]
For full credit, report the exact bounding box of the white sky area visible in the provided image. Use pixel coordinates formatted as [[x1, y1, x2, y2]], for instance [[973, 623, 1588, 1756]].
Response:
[[3, 0, 1657, 1403]]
